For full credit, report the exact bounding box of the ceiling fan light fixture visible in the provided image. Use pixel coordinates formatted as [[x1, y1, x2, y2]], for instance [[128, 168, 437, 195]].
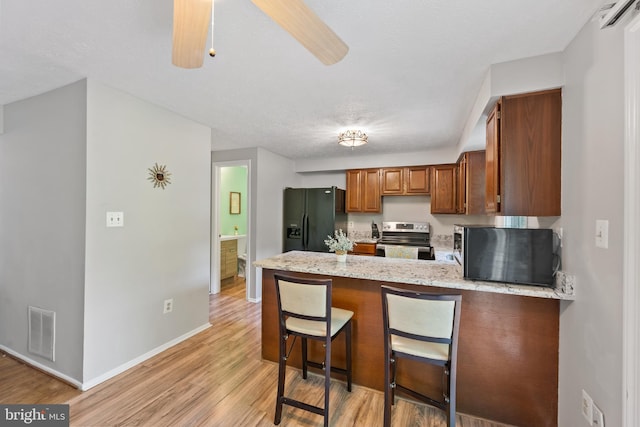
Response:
[[172, 0, 213, 68], [338, 130, 368, 148]]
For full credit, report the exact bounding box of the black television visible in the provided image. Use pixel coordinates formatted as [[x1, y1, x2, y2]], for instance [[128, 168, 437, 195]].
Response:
[[463, 227, 555, 287]]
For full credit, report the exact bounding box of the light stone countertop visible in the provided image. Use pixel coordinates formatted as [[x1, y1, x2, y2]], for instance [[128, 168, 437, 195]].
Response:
[[254, 250, 575, 300]]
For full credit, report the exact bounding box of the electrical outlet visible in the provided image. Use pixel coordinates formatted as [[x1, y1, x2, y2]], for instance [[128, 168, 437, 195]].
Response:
[[163, 298, 173, 314], [593, 403, 605, 427], [582, 389, 594, 425], [348, 221, 354, 229]]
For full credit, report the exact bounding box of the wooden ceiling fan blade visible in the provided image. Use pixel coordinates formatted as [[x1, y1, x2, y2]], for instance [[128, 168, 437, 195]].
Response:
[[251, 0, 348, 65], [172, 0, 212, 69]]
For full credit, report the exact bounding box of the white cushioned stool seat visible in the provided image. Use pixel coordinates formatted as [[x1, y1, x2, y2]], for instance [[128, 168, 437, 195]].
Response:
[[286, 307, 354, 337], [391, 335, 449, 361]]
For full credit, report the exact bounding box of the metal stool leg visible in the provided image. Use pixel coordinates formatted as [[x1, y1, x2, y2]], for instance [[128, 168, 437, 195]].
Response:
[[345, 321, 352, 392], [323, 334, 331, 427], [447, 363, 457, 427], [301, 337, 308, 379], [274, 333, 287, 425], [383, 349, 392, 427]]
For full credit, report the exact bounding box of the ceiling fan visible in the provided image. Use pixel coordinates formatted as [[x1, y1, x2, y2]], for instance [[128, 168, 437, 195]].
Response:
[[172, 0, 349, 69]]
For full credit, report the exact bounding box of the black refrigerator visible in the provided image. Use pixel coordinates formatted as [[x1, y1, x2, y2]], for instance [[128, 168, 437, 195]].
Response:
[[283, 187, 347, 253]]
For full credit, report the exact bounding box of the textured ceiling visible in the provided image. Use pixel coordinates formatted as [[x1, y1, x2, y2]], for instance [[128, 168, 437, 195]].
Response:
[[0, 0, 602, 159]]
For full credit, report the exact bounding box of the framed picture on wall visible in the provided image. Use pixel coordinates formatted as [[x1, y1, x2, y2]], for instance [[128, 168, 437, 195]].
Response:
[[230, 192, 241, 214]]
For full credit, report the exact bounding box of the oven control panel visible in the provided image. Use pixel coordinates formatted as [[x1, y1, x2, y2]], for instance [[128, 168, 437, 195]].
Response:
[[382, 221, 430, 232]]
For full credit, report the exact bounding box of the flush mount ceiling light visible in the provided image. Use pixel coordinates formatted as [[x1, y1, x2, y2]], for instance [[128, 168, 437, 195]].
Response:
[[338, 130, 368, 148]]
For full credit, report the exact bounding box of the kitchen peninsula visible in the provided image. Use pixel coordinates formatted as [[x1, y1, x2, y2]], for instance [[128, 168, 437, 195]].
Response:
[[255, 251, 573, 427]]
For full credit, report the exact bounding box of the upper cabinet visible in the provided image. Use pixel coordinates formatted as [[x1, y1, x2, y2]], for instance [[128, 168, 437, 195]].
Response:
[[457, 150, 486, 215], [430, 164, 458, 214], [456, 156, 466, 214], [486, 88, 562, 216], [485, 102, 500, 213], [381, 166, 431, 195], [346, 169, 381, 213]]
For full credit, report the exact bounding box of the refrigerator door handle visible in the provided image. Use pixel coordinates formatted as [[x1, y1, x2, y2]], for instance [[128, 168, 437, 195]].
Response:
[[303, 214, 310, 250]]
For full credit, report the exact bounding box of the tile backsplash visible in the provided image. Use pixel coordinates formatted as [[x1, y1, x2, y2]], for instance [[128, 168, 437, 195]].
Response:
[[346, 196, 560, 240]]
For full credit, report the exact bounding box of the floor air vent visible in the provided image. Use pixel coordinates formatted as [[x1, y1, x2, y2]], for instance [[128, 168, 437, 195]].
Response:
[[28, 306, 55, 361]]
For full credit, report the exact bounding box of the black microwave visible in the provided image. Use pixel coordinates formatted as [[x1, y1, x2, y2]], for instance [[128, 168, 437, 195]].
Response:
[[462, 226, 557, 287]]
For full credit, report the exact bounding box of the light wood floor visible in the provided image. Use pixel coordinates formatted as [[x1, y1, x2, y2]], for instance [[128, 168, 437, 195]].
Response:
[[0, 277, 512, 426]]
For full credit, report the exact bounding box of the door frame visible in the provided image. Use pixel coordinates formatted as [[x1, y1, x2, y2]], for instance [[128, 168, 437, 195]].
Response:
[[211, 160, 251, 300], [623, 11, 640, 427]]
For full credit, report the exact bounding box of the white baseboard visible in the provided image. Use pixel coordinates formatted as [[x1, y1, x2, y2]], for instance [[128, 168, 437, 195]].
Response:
[[1, 322, 212, 392], [0, 345, 83, 389], [81, 322, 211, 390]]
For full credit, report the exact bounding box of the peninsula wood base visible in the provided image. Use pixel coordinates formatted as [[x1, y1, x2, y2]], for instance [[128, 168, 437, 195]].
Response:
[[261, 269, 559, 427]]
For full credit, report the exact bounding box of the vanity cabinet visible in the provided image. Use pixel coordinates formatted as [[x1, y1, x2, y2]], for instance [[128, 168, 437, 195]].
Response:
[[380, 166, 430, 195], [430, 164, 458, 214], [457, 150, 486, 215], [346, 169, 381, 213], [486, 88, 562, 216], [220, 239, 238, 280]]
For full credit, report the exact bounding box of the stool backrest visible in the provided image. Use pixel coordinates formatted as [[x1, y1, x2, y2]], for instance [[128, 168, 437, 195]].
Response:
[[384, 245, 419, 259], [274, 274, 332, 322], [382, 286, 461, 351]]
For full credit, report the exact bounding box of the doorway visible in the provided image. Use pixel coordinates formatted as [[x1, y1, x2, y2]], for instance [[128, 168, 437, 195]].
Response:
[[211, 160, 251, 301]]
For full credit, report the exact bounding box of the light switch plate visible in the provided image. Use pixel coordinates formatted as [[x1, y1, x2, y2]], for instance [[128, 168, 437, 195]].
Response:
[[106, 211, 124, 227], [595, 220, 608, 248]]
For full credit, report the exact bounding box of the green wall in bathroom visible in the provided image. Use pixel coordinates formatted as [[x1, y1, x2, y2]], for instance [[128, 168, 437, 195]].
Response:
[[220, 166, 247, 236]]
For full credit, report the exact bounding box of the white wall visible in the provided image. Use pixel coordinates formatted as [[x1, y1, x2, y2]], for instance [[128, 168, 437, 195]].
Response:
[[298, 171, 345, 188], [0, 80, 87, 382], [254, 148, 299, 300], [458, 52, 566, 153], [294, 147, 458, 173], [83, 80, 212, 383], [558, 13, 631, 427]]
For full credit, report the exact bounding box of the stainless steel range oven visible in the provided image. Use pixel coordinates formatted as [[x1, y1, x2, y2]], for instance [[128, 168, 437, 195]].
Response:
[[375, 221, 435, 260]]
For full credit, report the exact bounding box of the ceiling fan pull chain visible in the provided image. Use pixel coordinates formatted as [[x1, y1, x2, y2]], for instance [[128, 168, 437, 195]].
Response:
[[209, 0, 216, 58]]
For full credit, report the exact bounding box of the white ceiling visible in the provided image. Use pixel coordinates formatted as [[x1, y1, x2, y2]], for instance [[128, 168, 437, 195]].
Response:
[[0, 0, 602, 160]]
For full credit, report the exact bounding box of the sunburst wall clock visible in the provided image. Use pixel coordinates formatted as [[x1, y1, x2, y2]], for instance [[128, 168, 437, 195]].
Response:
[[147, 163, 172, 190]]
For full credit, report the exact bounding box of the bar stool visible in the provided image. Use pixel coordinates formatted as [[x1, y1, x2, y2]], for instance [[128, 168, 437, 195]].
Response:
[[273, 274, 353, 427], [381, 286, 462, 427]]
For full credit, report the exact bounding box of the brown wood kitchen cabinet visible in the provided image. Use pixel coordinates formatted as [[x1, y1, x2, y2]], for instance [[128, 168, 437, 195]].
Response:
[[348, 242, 377, 256], [430, 164, 457, 214], [380, 166, 431, 195], [456, 155, 466, 214], [486, 88, 562, 216], [346, 169, 381, 213], [457, 150, 486, 215]]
